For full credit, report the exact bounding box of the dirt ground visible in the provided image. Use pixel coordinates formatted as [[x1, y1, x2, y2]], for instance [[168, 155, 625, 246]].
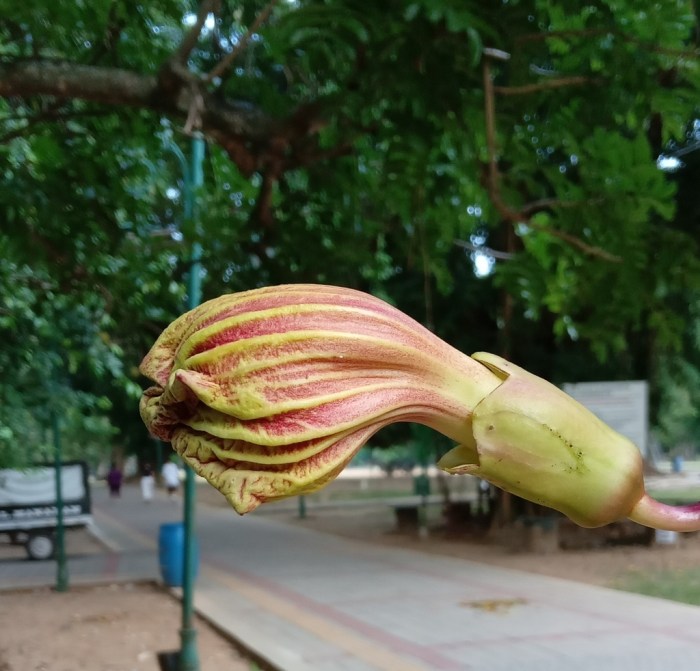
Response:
[[0, 582, 252, 671]]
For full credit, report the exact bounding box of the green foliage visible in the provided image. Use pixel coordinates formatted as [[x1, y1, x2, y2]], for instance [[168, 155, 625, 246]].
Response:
[[0, 244, 125, 467], [1, 0, 700, 462], [0, 113, 186, 466], [654, 297, 700, 450], [367, 445, 417, 476]]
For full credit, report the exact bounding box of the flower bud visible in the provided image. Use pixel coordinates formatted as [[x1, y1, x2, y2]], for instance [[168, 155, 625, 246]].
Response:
[[139, 285, 500, 513], [140, 285, 700, 530]]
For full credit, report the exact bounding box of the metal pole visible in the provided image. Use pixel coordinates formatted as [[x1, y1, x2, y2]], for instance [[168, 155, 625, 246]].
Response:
[[413, 426, 431, 540], [179, 134, 205, 671], [154, 439, 163, 481], [51, 409, 69, 592]]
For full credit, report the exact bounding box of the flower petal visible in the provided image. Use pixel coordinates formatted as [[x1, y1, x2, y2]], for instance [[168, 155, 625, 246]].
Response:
[[172, 422, 389, 513]]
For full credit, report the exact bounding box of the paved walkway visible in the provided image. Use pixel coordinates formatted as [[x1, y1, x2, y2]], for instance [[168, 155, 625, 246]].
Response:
[[2, 484, 700, 670]]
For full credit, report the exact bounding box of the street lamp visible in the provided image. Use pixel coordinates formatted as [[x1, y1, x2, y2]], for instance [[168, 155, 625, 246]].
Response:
[[163, 133, 206, 671], [51, 408, 68, 592]]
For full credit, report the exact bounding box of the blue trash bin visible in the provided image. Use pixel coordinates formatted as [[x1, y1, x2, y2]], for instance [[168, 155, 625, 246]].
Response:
[[672, 456, 684, 474], [158, 522, 199, 587]]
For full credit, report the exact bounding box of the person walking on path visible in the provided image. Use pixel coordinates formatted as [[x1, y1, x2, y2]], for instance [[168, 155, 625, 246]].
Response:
[[161, 456, 180, 499], [106, 463, 123, 498], [140, 462, 155, 502]]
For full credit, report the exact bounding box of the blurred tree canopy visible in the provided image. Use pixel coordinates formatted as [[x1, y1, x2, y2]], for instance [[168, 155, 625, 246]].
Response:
[[1, 0, 700, 466]]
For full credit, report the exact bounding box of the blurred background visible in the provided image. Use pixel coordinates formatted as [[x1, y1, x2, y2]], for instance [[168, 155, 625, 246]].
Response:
[[2, 0, 699, 484], [3, 3, 700, 669]]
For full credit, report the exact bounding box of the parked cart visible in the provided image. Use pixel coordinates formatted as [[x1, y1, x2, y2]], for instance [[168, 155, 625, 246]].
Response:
[[0, 461, 92, 560]]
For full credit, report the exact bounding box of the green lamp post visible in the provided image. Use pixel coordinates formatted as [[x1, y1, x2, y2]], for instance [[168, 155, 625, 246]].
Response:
[[51, 408, 69, 592], [164, 133, 205, 671], [180, 134, 205, 671]]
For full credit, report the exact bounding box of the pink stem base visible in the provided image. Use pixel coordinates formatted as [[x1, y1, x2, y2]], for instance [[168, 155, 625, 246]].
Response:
[[628, 493, 700, 532]]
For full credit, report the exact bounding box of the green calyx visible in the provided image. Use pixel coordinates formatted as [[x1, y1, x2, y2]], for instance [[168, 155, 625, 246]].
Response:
[[438, 352, 644, 528]]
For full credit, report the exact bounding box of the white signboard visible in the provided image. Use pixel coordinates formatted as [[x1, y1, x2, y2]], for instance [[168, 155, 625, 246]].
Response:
[[562, 380, 649, 457]]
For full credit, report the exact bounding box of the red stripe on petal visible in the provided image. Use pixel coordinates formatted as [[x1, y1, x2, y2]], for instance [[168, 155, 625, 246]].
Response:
[[184, 384, 465, 445]]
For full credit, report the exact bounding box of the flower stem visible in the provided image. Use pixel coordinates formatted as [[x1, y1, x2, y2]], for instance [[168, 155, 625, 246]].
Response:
[[628, 493, 700, 532]]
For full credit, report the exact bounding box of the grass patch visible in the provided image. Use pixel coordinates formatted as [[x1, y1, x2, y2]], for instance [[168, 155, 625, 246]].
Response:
[[613, 567, 700, 606], [646, 488, 700, 506], [649, 485, 700, 503]]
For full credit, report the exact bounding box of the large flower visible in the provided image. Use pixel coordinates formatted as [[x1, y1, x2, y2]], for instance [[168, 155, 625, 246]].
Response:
[[139, 284, 500, 513], [140, 284, 700, 531]]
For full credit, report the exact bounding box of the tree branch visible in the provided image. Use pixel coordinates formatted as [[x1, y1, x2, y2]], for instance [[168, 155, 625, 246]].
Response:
[[519, 197, 605, 217], [204, 0, 279, 83], [515, 28, 700, 57], [249, 169, 277, 229], [494, 76, 595, 95], [173, 0, 220, 65], [481, 50, 621, 264], [525, 220, 623, 262], [89, 0, 128, 65], [515, 28, 610, 44], [0, 59, 276, 174], [482, 53, 521, 223], [0, 60, 160, 108], [454, 239, 515, 260]]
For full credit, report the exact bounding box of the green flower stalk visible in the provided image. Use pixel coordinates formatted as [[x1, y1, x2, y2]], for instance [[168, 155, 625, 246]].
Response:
[[140, 284, 700, 531]]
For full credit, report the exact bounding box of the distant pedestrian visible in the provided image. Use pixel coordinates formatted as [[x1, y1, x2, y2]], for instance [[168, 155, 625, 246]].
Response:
[[161, 457, 180, 498], [140, 462, 155, 502], [106, 463, 123, 497]]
